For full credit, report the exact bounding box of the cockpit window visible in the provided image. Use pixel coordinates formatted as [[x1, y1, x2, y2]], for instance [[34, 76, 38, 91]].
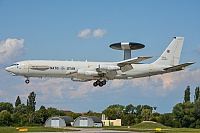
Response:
[[11, 63, 19, 66]]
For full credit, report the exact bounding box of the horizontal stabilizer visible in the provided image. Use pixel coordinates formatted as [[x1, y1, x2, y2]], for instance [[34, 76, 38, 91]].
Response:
[[164, 62, 195, 71], [117, 56, 152, 67]]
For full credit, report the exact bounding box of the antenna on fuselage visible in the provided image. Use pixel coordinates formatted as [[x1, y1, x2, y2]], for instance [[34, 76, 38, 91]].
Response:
[[110, 42, 145, 60]]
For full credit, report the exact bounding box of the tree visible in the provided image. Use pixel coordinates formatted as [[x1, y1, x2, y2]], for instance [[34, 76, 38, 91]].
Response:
[[172, 103, 184, 127], [150, 112, 160, 122], [192, 100, 200, 128], [66, 112, 82, 120], [27, 92, 36, 112], [12, 104, 28, 126], [182, 102, 195, 128], [172, 86, 200, 128], [135, 105, 142, 115], [125, 104, 134, 114], [0, 102, 14, 113], [47, 107, 66, 116], [135, 115, 143, 123], [194, 86, 200, 102], [15, 96, 21, 107], [27, 92, 36, 124], [13, 104, 27, 114], [0, 110, 12, 126], [141, 109, 151, 121], [86, 110, 94, 116], [34, 106, 49, 124], [184, 86, 190, 103], [142, 105, 152, 110], [172, 102, 195, 128], [102, 104, 124, 120], [140, 105, 153, 121], [122, 114, 136, 126], [158, 113, 174, 127], [84, 110, 102, 119]]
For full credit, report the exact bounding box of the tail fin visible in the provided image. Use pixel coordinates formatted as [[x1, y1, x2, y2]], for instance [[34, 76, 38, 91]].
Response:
[[153, 37, 184, 66]]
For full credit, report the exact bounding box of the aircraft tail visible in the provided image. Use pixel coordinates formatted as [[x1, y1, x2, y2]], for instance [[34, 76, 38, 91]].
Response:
[[152, 37, 184, 66]]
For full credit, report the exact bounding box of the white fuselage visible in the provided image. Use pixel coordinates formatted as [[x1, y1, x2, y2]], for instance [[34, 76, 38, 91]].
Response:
[[6, 60, 168, 80]]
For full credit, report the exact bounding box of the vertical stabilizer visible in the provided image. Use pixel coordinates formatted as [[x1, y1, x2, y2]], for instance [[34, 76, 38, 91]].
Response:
[[153, 37, 184, 66]]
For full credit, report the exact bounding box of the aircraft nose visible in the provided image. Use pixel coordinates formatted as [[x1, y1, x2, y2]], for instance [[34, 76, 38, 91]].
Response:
[[5, 67, 11, 72], [5, 67, 9, 71], [5, 66, 17, 75]]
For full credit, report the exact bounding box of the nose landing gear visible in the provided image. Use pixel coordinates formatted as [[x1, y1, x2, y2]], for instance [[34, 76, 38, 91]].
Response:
[[93, 80, 107, 87], [25, 78, 30, 84]]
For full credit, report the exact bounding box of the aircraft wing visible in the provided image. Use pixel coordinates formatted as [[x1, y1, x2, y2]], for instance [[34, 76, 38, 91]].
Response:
[[65, 67, 118, 81], [117, 56, 152, 72], [163, 62, 195, 71], [117, 56, 152, 67]]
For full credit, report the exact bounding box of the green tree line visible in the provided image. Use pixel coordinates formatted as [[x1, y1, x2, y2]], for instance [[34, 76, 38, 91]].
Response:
[[0, 86, 199, 128], [102, 86, 200, 128], [0, 92, 66, 126]]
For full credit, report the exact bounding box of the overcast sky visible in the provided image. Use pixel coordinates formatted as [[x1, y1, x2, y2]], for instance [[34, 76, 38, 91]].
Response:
[[0, 0, 200, 113]]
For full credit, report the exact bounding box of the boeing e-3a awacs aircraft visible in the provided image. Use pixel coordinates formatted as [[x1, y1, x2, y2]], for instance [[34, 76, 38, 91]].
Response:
[[6, 37, 195, 87]]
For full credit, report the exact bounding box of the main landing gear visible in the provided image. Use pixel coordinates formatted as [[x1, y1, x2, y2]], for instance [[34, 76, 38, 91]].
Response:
[[93, 80, 106, 87], [25, 78, 30, 84]]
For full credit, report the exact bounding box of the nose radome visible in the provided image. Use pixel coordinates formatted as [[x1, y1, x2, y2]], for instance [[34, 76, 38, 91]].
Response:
[[5, 67, 11, 72], [5, 66, 17, 76]]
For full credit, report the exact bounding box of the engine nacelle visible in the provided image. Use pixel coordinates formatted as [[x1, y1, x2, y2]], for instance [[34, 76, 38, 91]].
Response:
[[99, 65, 120, 71], [77, 69, 99, 76], [71, 78, 89, 82]]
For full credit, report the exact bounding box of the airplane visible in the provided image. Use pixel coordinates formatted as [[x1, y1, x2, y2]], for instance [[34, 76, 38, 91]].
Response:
[[5, 37, 195, 87]]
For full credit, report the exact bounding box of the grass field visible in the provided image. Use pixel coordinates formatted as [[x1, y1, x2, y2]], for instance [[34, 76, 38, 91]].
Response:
[[0, 126, 78, 133], [1, 123, 200, 133], [104, 122, 200, 133]]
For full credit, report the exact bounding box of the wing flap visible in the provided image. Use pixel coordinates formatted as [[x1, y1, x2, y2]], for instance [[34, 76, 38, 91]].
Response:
[[164, 62, 195, 71]]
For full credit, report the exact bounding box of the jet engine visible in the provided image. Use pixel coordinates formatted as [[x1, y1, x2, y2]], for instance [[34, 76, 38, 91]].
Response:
[[99, 65, 120, 71], [77, 69, 99, 76], [71, 78, 90, 82]]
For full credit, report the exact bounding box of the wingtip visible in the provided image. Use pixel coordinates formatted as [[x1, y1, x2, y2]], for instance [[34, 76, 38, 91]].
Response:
[[188, 62, 196, 64]]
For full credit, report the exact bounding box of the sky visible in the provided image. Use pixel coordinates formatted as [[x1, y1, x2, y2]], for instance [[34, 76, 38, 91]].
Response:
[[0, 0, 200, 114]]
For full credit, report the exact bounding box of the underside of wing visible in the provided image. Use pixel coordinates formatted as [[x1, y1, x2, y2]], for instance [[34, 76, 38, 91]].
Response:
[[164, 62, 195, 71]]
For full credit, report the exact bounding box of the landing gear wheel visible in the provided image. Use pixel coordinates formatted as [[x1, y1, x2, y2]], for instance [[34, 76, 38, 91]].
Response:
[[102, 80, 106, 85], [96, 80, 100, 85], [99, 82, 103, 87], [93, 82, 98, 87], [25, 79, 30, 84], [93, 80, 107, 87]]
